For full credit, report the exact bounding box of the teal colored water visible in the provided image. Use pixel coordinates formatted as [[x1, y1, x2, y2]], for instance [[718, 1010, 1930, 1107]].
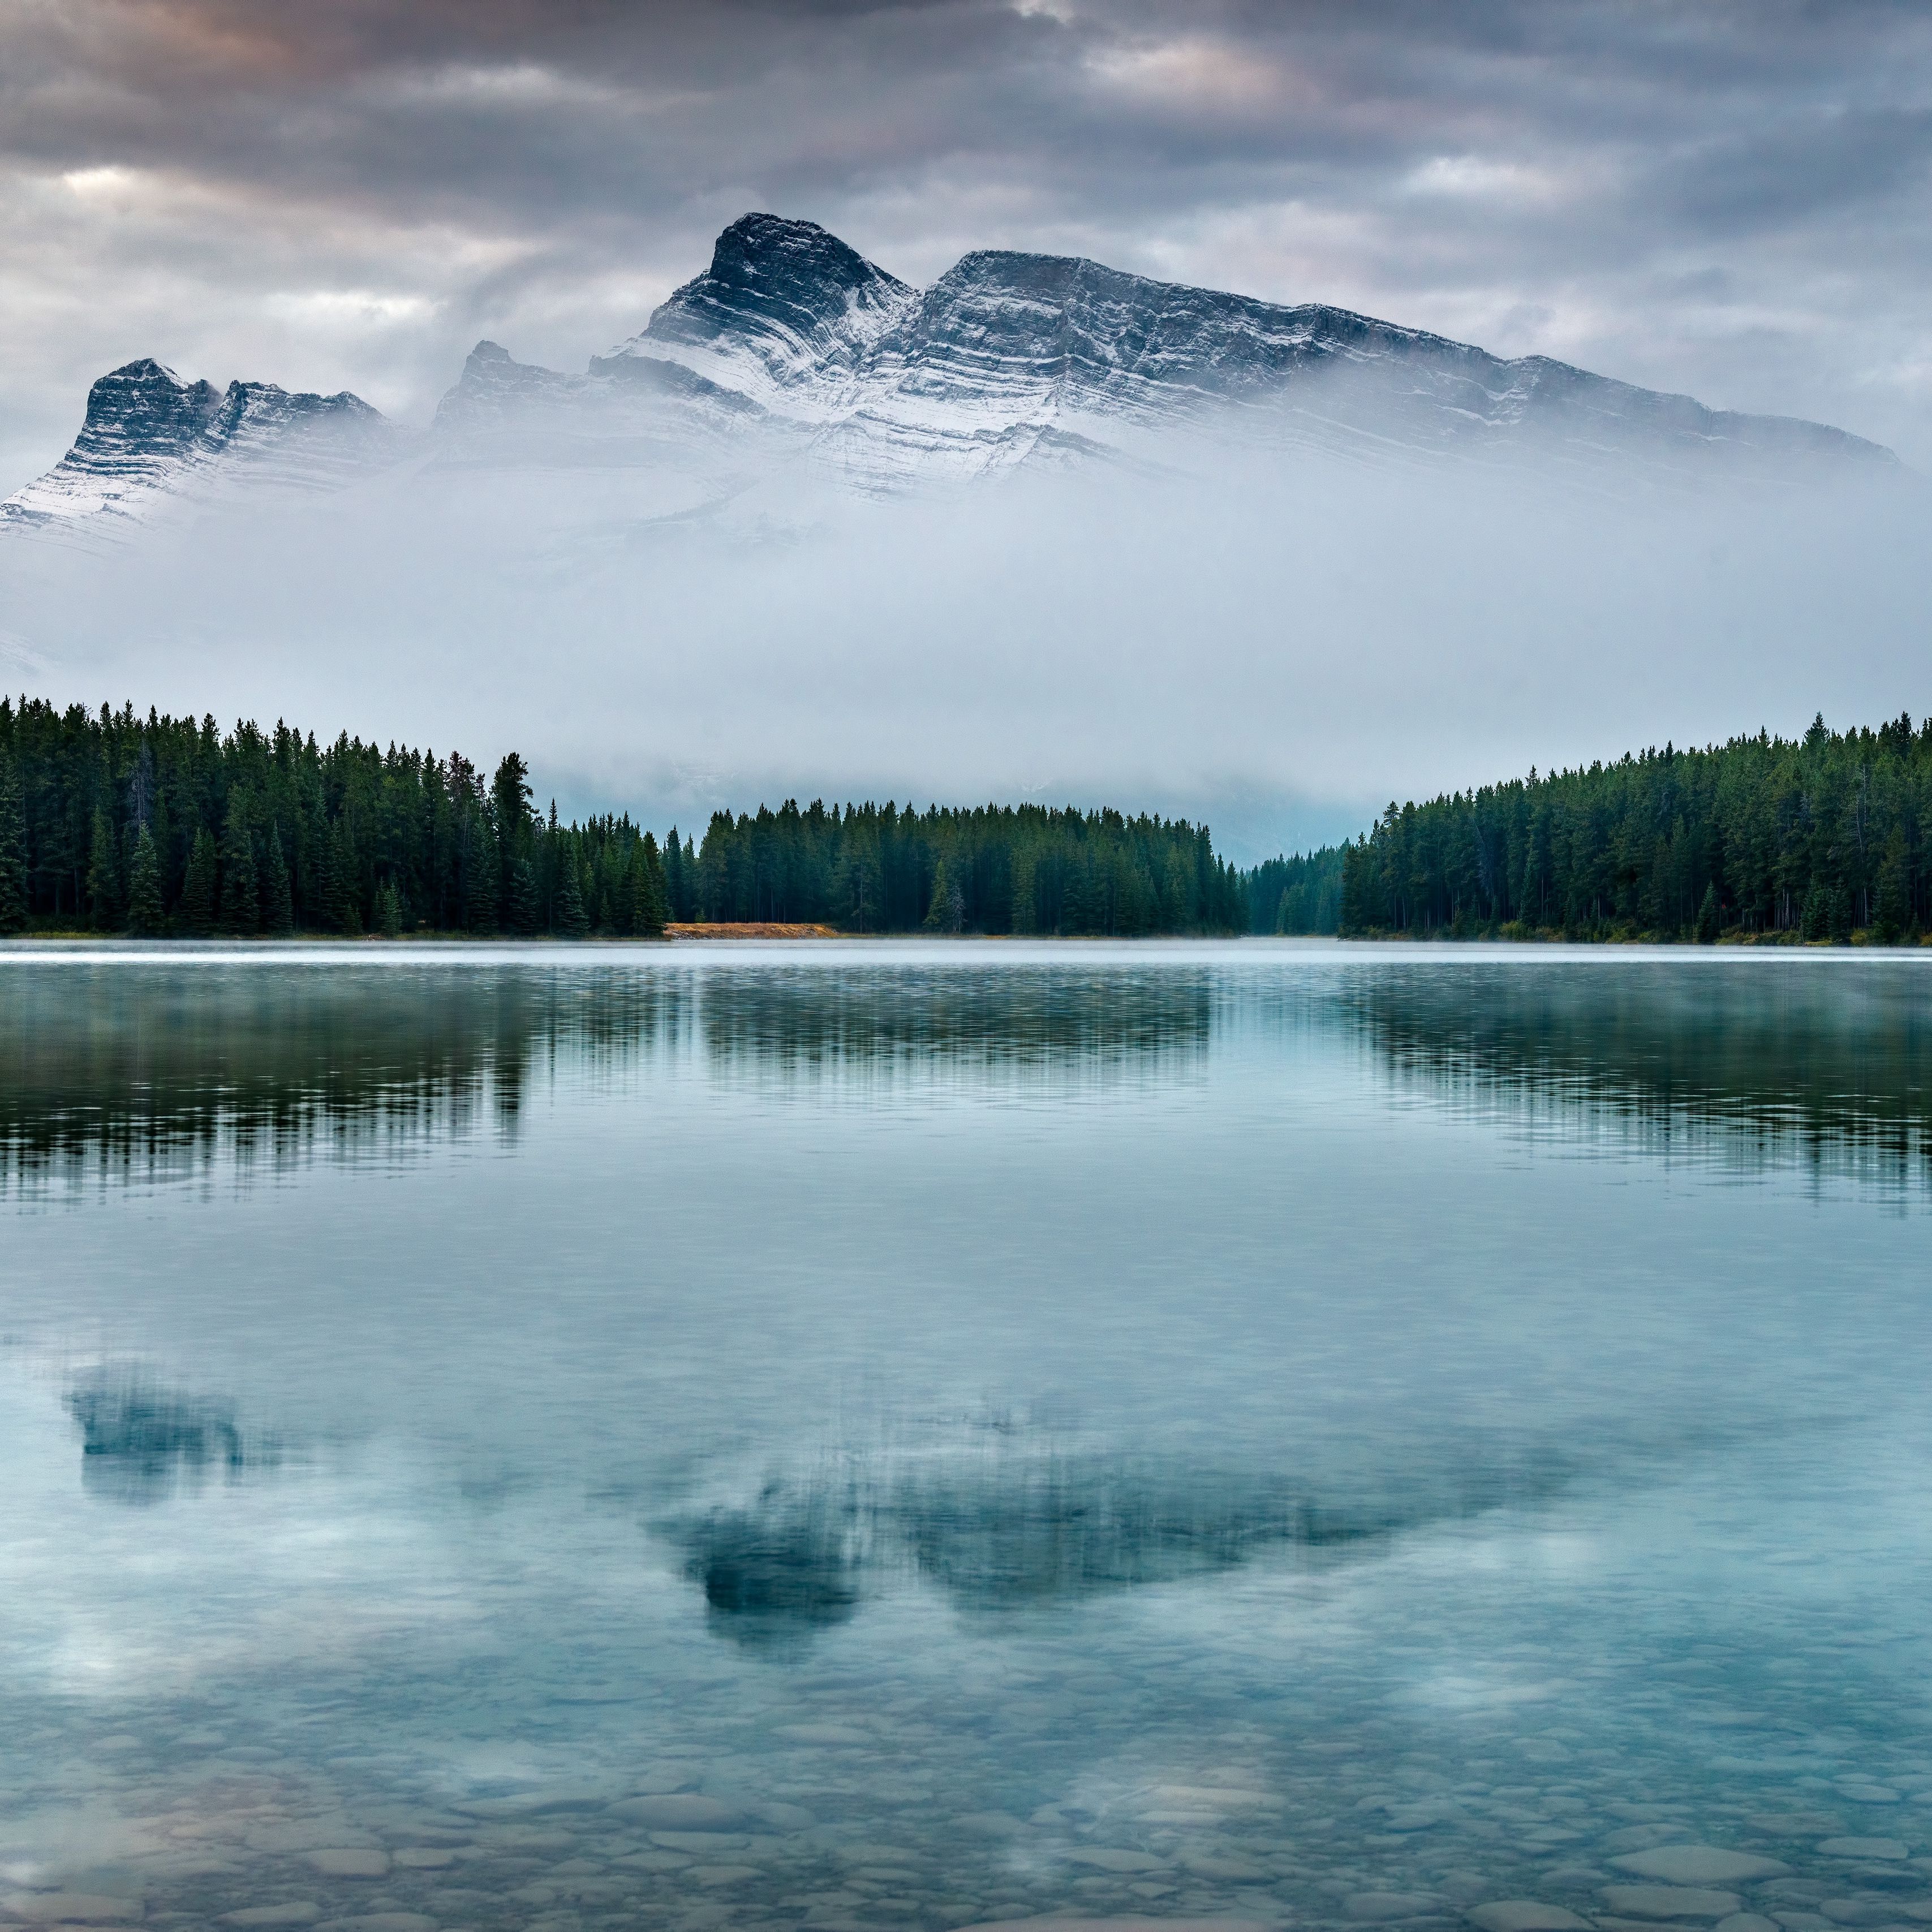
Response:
[[2, 943, 1930, 1932]]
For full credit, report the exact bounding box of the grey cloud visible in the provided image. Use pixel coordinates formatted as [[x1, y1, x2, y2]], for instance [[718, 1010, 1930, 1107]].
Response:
[[3, 0, 1931, 483]]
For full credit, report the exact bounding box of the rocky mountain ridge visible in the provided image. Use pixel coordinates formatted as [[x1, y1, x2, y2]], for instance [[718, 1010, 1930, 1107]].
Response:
[[4, 213, 1899, 532], [4, 358, 389, 526]]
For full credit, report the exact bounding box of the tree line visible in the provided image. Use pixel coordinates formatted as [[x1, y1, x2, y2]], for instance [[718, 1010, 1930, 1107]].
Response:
[[0, 698, 668, 939], [1340, 714, 1932, 943], [1242, 846, 1345, 936], [687, 799, 1245, 934], [0, 698, 1247, 938]]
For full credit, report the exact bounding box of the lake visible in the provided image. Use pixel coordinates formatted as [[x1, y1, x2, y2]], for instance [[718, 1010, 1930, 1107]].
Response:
[[2, 941, 1930, 1932]]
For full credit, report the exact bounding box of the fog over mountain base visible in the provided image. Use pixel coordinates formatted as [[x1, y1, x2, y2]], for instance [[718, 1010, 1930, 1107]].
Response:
[[2, 443, 1922, 862]]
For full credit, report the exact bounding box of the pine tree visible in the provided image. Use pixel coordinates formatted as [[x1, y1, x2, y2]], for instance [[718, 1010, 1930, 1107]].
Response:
[[663, 828, 686, 922], [553, 838, 591, 937], [1874, 831, 1910, 945], [492, 754, 533, 905], [0, 753, 27, 935], [922, 855, 964, 933], [126, 824, 165, 936], [1828, 883, 1854, 944], [1010, 847, 1037, 935], [1694, 882, 1720, 944], [263, 824, 295, 936], [178, 828, 217, 936], [375, 880, 404, 937], [625, 836, 668, 937], [327, 821, 361, 934], [88, 799, 122, 930], [219, 806, 258, 936], [506, 859, 540, 936], [455, 812, 495, 934]]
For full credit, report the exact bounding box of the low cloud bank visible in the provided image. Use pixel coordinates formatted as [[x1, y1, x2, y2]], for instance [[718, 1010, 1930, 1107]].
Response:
[[2, 441, 1924, 863]]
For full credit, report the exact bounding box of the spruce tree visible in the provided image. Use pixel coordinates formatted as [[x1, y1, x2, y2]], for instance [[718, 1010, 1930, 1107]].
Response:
[[922, 855, 964, 933], [88, 799, 122, 930], [1010, 847, 1036, 935], [491, 754, 533, 905], [126, 824, 165, 936], [1828, 883, 1854, 944], [635, 833, 668, 937], [376, 881, 404, 937], [1694, 883, 1719, 944], [1874, 832, 1910, 945], [465, 828, 499, 934], [662, 828, 685, 921], [0, 753, 27, 935], [553, 839, 591, 938], [328, 821, 361, 934], [219, 807, 258, 936], [263, 824, 296, 936], [178, 828, 217, 936], [506, 859, 540, 936]]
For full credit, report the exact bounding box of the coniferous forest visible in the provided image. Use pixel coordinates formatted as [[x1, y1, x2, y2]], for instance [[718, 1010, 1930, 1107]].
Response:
[[1340, 715, 1932, 943], [0, 699, 1246, 938], [6, 698, 1930, 944], [1243, 847, 1346, 936], [691, 801, 1245, 935]]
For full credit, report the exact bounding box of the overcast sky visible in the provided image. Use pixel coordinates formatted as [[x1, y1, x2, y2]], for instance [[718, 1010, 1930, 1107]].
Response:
[[5, 0, 1932, 490]]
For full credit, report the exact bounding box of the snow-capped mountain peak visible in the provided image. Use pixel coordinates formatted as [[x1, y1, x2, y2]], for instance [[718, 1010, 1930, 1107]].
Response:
[[4, 213, 1902, 539], [3, 357, 390, 526], [597, 212, 919, 417]]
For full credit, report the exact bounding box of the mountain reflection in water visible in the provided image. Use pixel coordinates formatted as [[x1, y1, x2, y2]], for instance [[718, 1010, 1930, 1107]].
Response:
[[665, 1428, 1599, 1646], [64, 1369, 277, 1505]]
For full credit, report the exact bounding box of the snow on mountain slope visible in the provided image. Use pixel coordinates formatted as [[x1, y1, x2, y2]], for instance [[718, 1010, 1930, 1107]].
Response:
[[2, 213, 1900, 540], [2, 359, 394, 530], [599, 212, 920, 421], [451, 214, 1905, 497]]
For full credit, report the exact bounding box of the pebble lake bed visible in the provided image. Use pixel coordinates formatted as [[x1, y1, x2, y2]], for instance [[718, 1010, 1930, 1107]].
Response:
[[2, 944, 1931, 1932]]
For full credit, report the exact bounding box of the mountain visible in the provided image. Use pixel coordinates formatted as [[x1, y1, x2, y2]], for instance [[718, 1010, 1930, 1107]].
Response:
[[3, 214, 1899, 534], [589, 216, 1897, 490], [2, 358, 392, 530]]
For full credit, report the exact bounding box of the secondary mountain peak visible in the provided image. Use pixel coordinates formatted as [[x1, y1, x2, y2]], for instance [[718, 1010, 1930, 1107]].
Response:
[[3, 358, 390, 527], [5, 213, 1903, 536]]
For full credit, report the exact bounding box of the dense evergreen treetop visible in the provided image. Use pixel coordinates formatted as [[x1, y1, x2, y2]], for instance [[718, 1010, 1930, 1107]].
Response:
[[0, 697, 665, 939], [1340, 714, 1932, 944], [1242, 846, 1345, 937], [0, 698, 1245, 938], [687, 797, 1244, 935]]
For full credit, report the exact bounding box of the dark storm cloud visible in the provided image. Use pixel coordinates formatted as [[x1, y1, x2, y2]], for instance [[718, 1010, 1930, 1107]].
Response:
[[3, 0, 1932, 487]]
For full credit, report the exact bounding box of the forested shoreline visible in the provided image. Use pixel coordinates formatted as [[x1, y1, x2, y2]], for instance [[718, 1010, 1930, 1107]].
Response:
[[0, 699, 1247, 939], [691, 799, 1245, 935], [10, 696, 1923, 946], [1340, 715, 1932, 944]]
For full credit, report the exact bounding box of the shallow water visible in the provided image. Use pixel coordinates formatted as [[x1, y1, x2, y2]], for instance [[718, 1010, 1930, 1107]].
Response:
[[3, 941, 1931, 1932]]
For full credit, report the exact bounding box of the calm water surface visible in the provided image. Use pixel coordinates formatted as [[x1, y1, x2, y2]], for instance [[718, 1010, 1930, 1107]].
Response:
[[2, 942, 1931, 1932]]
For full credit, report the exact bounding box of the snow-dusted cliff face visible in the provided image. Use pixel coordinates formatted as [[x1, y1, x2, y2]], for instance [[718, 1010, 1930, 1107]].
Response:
[[4, 214, 1899, 536], [599, 212, 919, 418], [3, 358, 393, 528]]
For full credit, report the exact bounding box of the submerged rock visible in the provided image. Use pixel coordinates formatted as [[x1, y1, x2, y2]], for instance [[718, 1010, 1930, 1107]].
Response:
[[1612, 1849, 1790, 1885], [1467, 1905, 1592, 1932], [1600, 1884, 1745, 1918], [605, 1795, 744, 1832]]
